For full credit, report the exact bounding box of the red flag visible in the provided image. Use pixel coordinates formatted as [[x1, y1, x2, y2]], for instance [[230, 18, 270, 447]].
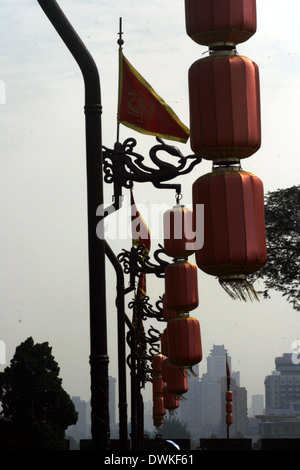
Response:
[[130, 188, 151, 330], [118, 51, 190, 143], [226, 355, 230, 378], [226, 354, 231, 390], [131, 188, 151, 256]]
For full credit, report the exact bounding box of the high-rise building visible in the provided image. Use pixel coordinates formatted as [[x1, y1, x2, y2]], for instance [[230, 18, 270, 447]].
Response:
[[249, 394, 264, 417], [177, 364, 201, 431], [109, 375, 117, 432], [68, 396, 87, 442], [178, 344, 247, 437], [264, 353, 300, 415]]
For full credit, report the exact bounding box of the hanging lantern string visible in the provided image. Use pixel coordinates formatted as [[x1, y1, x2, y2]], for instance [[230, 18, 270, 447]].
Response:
[[175, 192, 182, 205]]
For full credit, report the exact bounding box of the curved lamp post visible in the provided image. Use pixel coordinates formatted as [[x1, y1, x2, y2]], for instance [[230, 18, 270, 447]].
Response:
[[37, 0, 109, 450]]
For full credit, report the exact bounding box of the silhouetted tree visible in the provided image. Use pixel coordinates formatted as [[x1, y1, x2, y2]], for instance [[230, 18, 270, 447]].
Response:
[[0, 337, 77, 450], [253, 185, 300, 311], [160, 415, 191, 440]]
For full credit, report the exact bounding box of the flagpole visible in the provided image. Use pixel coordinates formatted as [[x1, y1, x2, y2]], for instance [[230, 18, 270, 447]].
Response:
[[117, 17, 124, 143]]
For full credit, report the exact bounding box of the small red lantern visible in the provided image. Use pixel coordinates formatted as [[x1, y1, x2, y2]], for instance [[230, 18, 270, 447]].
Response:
[[226, 402, 233, 413], [153, 396, 166, 419], [164, 260, 198, 312], [189, 54, 261, 162], [152, 354, 165, 375], [167, 315, 202, 368], [163, 385, 179, 412], [185, 0, 257, 47], [226, 414, 233, 425], [225, 390, 233, 426], [163, 205, 195, 259], [166, 362, 188, 396], [161, 357, 169, 383], [152, 354, 167, 427], [193, 169, 267, 300], [153, 417, 164, 428], [153, 376, 165, 395]]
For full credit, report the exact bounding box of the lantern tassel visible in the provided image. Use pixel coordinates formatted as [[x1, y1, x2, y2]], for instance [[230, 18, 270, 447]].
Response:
[[219, 275, 259, 302], [176, 394, 187, 402], [186, 366, 198, 377]]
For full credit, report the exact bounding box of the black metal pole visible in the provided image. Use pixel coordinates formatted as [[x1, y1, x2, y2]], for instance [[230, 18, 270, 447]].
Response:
[[37, 0, 109, 449], [104, 242, 130, 450]]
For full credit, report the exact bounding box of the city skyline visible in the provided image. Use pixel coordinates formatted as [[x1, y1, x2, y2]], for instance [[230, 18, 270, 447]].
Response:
[[1, 0, 299, 412]]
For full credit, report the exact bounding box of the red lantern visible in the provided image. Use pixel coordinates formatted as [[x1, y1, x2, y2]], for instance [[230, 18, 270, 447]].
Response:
[[226, 402, 233, 413], [193, 169, 267, 300], [163, 386, 179, 412], [162, 294, 176, 322], [226, 390, 233, 425], [160, 328, 169, 357], [153, 417, 163, 428], [185, 0, 257, 47], [163, 205, 195, 259], [189, 54, 261, 162], [167, 315, 202, 368], [164, 260, 198, 312], [153, 396, 166, 418], [152, 354, 166, 427], [166, 362, 188, 396], [152, 354, 165, 375], [161, 357, 169, 383], [226, 414, 233, 425], [153, 376, 165, 395]]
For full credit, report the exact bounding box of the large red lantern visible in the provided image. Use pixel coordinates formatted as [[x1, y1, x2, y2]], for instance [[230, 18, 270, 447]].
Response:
[[160, 328, 169, 357], [164, 260, 198, 312], [163, 205, 195, 259], [162, 294, 176, 322], [193, 169, 267, 299], [167, 315, 202, 368], [166, 362, 188, 396], [185, 0, 257, 47], [188, 54, 261, 162]]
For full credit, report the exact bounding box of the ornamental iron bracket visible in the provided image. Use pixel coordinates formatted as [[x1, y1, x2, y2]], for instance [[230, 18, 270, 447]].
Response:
[[102, 136, 201, 214]]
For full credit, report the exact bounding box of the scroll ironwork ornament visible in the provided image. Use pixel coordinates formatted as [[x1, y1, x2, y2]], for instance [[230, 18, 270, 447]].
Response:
[[103, 136, 201, 197], [118, 244, 169, 279]]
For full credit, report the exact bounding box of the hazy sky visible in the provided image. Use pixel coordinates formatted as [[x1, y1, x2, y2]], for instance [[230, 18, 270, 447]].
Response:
[[1, 0, 299, 420]]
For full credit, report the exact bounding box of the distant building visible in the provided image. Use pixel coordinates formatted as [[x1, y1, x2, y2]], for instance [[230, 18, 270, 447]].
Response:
[[257, 353, 300, 439], [68, 396, 87, 442], [178, 364, 201, 430], [249, 394, 264, 417], [256, 414, 300, 439], [178, 345, 247, 438], [109, 375, 117, 433], [264, 353, 300, 415]]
